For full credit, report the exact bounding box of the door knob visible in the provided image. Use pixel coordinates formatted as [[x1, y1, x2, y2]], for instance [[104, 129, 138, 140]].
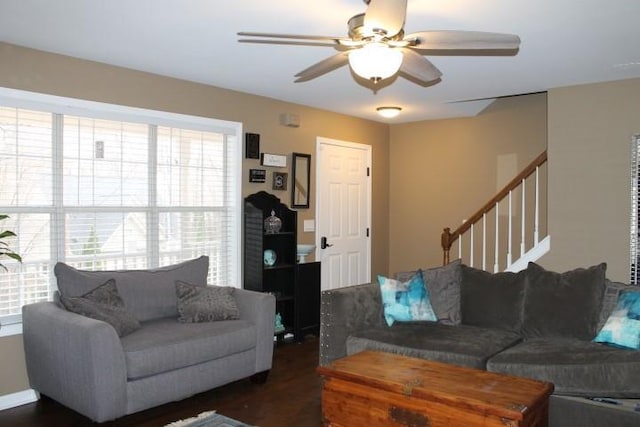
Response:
[[321, 236, 333, 249]]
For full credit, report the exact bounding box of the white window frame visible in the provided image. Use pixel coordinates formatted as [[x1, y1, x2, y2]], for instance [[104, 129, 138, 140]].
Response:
[[0, 87, 243, 337]]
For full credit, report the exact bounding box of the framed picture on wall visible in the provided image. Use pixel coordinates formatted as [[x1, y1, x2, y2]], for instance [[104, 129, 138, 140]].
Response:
[[249, 168, 266, 183], [273, 172, 288, 191], [245, 133, 260, 159]]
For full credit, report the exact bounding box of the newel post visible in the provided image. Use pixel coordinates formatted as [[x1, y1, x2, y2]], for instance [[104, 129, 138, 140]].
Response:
[[441, 227, 453, 266]]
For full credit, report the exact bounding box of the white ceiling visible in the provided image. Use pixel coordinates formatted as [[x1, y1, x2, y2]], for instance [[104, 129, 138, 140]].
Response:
[[1, 0, 640, 123]]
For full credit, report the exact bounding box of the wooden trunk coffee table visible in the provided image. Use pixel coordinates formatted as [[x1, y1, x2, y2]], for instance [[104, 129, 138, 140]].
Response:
[[317, 351, 554, 427]]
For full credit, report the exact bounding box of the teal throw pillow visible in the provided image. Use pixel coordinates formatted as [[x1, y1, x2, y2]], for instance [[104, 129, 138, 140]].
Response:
[[378, 270, 436, 326], [594, 289, 640, 350]]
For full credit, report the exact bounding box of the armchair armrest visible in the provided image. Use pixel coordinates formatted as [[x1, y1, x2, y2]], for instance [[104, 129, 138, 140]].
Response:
[[319, 282, 384, 366], [22, 302, 127, 422], [234, 288, 276, 373]]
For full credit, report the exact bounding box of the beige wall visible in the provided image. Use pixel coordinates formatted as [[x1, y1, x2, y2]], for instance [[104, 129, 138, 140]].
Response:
[[544, 78, 640, 281], [2, 39, 638, 402], [388, 93, 548, 273], [0, 42, 390, 396], [0, 335, 28, 394]]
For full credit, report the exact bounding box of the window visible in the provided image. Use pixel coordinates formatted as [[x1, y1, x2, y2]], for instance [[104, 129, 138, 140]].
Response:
[[0, 89, 242, 333]]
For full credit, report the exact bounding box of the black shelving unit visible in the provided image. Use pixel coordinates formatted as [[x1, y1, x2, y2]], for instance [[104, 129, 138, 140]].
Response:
[[244, 191, 298, 340]]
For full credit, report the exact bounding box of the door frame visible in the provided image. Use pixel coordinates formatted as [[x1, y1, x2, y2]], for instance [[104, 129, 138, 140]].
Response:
[[315, 136, 372, 288]]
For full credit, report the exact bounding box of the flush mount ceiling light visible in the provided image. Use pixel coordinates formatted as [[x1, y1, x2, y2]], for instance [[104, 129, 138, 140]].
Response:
[[348, 43, 403, 83], [376, 106, 402, 118]]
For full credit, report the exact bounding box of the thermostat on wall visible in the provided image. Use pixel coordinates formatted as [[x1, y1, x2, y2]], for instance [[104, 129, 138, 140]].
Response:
[[261, 153, 287, 167]]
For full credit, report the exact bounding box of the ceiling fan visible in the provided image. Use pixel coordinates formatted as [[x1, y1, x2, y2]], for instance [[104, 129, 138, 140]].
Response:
[[238, 0, 520, 86]]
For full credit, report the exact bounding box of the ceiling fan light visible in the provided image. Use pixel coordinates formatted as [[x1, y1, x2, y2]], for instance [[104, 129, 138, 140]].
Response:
[[348, 43, 403, 82], [376, 106, 402, 118]]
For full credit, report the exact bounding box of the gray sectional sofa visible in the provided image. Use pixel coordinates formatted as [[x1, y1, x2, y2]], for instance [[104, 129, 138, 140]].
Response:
[[22, 256, 275, 422], [320, 260, 640, 427]]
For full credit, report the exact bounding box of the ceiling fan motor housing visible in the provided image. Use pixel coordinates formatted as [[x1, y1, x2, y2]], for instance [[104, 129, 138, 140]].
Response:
[[348, 13, 404, 41]]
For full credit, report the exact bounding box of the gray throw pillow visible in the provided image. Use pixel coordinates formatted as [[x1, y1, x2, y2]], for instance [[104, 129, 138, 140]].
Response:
[[596, 280, 630, 333], [395, 259, 462, 325], [522, 262, 607, 340], [460, 265, 527, 333], [59, 279, 141, 337], [175, 280, 240, 323]]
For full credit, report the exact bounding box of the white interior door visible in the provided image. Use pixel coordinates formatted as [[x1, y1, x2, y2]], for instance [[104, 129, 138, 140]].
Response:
[[316, 137, 371, 291]]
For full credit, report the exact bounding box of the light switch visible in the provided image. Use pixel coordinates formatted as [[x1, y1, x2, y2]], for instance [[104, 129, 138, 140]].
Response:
[[303, 219, 315, 232]]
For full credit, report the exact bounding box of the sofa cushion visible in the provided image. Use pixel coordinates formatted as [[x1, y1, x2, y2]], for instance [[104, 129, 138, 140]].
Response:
[[121, 317, 256, 380], [597, 280, 631, 333], [460, 265, 526, 333], [487, 338, 640, 397], [346, 322, 522, 369], [176, 281, 240, 323], [395, 259, 462, 325], [59, 278, 141, 337], [54, 256, 209, 322], [522, 262, 606, 340], [378, 270, 436, 326], [594, 289, 640, 349]]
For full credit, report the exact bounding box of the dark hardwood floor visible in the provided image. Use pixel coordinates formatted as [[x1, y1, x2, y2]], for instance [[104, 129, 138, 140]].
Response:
[[0, 336, 322, 427]]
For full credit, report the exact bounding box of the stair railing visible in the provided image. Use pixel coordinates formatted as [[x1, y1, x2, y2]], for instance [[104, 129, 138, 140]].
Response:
[[441, 151, 548, 272]]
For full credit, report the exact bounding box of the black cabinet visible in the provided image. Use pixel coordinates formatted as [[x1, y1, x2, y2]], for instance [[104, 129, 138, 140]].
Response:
[[244, 191, 321, 342], [244, 191, 298, 339], [295, 261, 321, 337]]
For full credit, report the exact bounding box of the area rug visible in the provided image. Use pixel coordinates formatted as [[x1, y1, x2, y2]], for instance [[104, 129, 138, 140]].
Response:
[[165, 410, 255, 427]]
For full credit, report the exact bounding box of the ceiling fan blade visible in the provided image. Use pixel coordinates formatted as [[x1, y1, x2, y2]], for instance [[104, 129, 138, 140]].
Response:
[[294, 52, 350, 82], [238, 32, 347, 43], [364, 0, 407, 37], [399, 48, 442, 84], [238, 39, 338, 48], [405, 31, 521, 50]]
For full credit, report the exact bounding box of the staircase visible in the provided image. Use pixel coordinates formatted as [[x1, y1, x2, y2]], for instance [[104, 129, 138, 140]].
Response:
[[441, 151, 549, 272]]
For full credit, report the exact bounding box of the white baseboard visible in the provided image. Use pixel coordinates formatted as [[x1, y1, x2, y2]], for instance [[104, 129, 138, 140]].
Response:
[[0, 389, 39, 411]]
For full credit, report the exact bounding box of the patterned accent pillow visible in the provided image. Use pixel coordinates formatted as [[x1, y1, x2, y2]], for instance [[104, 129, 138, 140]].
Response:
[[175, 280, 240, 323], [60, 278, 141, 337], [378, 270, 436, 326], [594, 289, 640, 350]]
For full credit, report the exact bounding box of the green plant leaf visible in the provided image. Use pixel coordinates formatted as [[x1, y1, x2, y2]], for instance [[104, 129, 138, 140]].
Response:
[[0, 230, 17, 239], [4, 252, 22, 262], [0, 214, 21, 266]]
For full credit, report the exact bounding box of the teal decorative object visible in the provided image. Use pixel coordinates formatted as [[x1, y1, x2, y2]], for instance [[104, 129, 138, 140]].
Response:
[[274, 312, 285, 333], [263, 249, 277, 266]]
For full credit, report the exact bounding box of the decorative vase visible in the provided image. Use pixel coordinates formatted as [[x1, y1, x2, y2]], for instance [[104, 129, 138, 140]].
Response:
[[263, 210, 282, 234], [263, 249, 277, 266]]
